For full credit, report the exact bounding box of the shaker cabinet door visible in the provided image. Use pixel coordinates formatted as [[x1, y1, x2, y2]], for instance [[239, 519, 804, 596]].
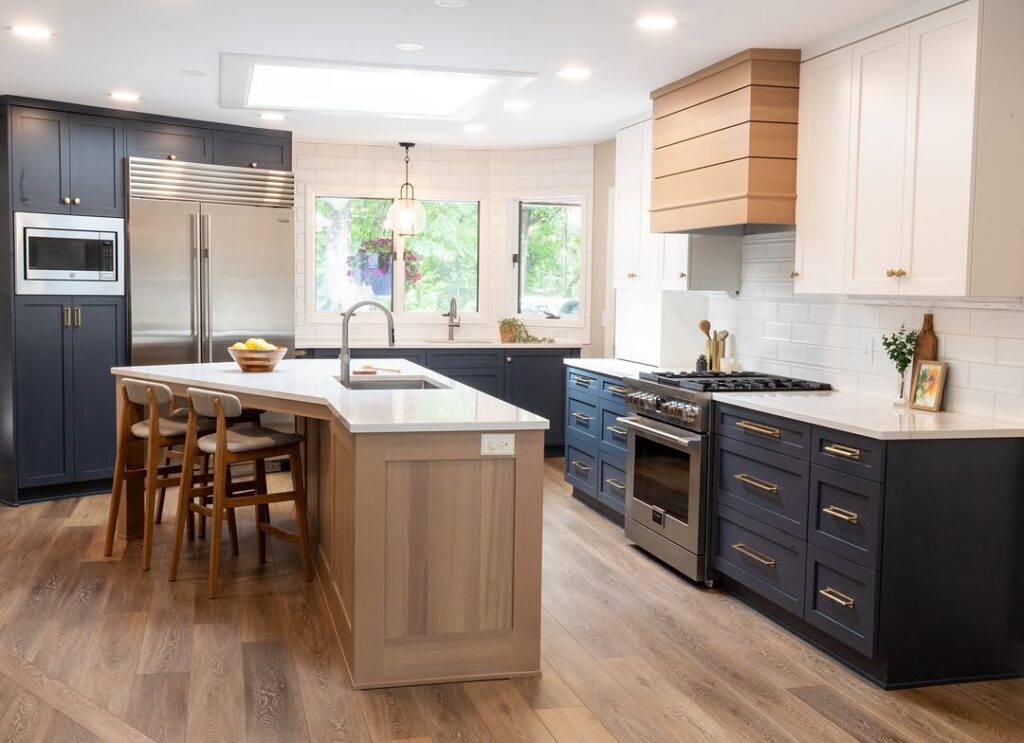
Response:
[[68, 114, 126, 217], [10, 107, 70, 214]]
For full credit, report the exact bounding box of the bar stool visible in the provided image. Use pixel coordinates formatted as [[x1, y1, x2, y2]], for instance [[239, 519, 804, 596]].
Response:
[[168, 387, 312, 598], [102, 378, 222, 570]]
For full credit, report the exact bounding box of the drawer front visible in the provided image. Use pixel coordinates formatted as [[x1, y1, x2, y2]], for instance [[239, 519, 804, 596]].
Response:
[[716, 404, 810, 459], [566, 394, 600, 441], [805, 545, 878, 657], [600, 377, 630, 404], [713, 504, 806, 616], [714, 436, 810, 537], [565, 367, 599, 394], [598, 458, 628, 515], [811, 427, 886, 482], [808, 466, 883, 570], [426, 349, 503, 369], [600, 407, 629, 457], [565, 440, 598, 496]]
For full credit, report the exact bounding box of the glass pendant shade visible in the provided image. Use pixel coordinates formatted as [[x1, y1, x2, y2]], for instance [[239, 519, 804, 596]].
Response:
[[384, 143, 427, 237]]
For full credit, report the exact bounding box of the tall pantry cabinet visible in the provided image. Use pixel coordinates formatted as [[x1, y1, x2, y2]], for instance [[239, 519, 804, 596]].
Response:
[[794, 0, 1023, 297]]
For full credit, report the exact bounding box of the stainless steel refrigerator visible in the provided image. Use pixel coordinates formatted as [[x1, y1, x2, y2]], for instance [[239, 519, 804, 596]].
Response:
[[127, 198, 294, 365]]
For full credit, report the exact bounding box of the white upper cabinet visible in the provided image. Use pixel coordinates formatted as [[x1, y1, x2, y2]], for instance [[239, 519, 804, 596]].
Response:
[[844, 25, 911, 295], [794, 46, 852, 293], [614, 119, 740, 293], [795, 0, 1022, 298], [900, 1, 978, 296]]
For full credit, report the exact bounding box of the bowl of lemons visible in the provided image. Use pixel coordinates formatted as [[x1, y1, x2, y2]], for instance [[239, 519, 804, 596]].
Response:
[[227, 338, 288, 372]]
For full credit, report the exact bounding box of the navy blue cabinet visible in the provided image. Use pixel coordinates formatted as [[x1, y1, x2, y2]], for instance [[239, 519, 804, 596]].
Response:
[[14, 295, 125, 492], [68, 114, 125, 218], [213, 130, 292, 170], [505, 349, 570, 449], [126, 120, 213, 163]]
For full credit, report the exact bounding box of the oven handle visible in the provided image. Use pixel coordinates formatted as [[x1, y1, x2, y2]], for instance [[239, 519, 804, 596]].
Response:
[[618, 416, 701, 452]]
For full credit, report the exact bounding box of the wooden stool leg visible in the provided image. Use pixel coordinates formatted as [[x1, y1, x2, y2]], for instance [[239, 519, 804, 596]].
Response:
[[255, 459, 268, 564], [155, 449, 172, 524], [208, 453, 229, 599], [226, 465, 239, 556], [289, 446, 313, 582], [169, 423, 198, 582], [142, 436, 161, 571], [103, 414, 130, 557], [198, 456, 211, 539]]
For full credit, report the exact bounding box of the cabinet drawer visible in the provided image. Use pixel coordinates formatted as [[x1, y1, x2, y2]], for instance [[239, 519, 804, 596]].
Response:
[[565, 441, 598, 496], [566, 394, 599, 441], [426, 349, 503, 369], [805, 545, 878, 657], [714, 436, 809, 537], [600, 407, 629, 457], [598, 458, 628, 514], [713, 504, 806, 616], [811, 427, 886, 482], [600, 377, 630, 404], [565, 367, 599, 393], [808, 466, 883, 570], [716, 404, 810, 459]]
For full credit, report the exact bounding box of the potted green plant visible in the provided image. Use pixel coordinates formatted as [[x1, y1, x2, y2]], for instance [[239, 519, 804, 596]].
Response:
[[695, 354, 708, 372], [497, 318, 554, 344], [881, 325, 919, 405]]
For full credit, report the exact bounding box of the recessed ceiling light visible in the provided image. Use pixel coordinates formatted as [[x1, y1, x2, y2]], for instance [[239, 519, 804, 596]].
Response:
[[10, 23, 53, 40], [109, 90, 141, 103], [394, 42, 424, 52], [259, 112, 286, 121], [462, 123, 485, 133], [246, 63, 502, 117], [503, 99, 531, 112], [557, 66, 591, 81], [636, 15, 678, 32], [181, 69, 208, 77], [435, 0, 469, 7]]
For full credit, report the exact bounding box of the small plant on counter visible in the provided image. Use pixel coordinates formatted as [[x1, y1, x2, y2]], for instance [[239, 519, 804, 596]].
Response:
[[881, 324, 919, 404], [695, 354, 708, 372], [498, 317, 554, 344]]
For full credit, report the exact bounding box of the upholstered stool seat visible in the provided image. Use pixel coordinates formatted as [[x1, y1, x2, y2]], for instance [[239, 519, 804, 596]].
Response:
[[197, 426, 303, 455], [131, 408, 216, 438]]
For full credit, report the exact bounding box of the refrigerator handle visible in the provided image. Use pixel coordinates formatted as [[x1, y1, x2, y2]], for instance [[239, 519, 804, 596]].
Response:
[[201, 213, 213, 362], [192, 213, 202, 362]]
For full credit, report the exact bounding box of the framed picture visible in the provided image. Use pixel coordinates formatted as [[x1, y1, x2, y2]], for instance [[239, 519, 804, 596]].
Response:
[[910, 360, 948, 412]]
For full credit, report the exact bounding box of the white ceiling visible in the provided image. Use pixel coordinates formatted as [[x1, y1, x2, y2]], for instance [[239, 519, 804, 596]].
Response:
[[2, 0, 920, 148]]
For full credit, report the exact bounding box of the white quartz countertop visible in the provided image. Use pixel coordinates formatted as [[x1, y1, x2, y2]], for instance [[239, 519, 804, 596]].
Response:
[[320, 341, 584, 349], [112, 358, 549, 434], [712, 390, 1024, 440], [563, 357, 655, 380]]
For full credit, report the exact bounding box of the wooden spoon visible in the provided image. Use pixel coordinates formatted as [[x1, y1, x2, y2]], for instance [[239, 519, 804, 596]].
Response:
[[699, 320, 712, 339]]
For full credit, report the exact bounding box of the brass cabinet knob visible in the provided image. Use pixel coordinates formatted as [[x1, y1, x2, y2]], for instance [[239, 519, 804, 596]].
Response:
[[73, 197, 81, 205], [627, 272, 638, 279], [168, 154, 177, 160], [62, 196, 71, 204], [886, 268, 896, 278], [790, 270, 800, 278], [506, 356, 512, 363], [678, 272, 687, 279], [250, 162, 259, 168], [896, 268, 907, 278]]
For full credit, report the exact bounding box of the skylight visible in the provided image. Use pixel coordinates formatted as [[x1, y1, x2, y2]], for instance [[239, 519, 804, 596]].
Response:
[[246, 63, 501, 118]]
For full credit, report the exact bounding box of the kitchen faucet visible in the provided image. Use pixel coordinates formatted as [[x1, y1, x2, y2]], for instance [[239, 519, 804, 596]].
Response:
[[442, 296, 460, 341], [339, 300, 395, 386]]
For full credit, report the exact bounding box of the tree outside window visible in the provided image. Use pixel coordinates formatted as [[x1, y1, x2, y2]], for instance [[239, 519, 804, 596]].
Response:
[[517, 201, 581, 317], [314, 195, 479, 314]]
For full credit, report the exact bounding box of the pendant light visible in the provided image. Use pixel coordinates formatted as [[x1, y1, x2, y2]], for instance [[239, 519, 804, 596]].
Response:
[[384, 142, 427, 237]]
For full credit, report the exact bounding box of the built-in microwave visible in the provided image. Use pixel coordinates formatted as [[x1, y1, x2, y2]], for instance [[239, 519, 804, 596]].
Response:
[[14, 212, 125, 296]]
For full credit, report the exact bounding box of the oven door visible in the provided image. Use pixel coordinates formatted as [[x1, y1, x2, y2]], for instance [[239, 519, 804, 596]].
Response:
[[621, 415, 707, 555]]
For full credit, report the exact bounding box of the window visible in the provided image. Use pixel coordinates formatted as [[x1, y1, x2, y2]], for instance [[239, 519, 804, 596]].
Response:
[[314, 195, 479, 315], [517, 201, 581, 317]]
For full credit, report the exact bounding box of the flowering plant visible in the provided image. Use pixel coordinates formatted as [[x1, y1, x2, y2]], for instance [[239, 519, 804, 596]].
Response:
[[347, 238, 422, 287]]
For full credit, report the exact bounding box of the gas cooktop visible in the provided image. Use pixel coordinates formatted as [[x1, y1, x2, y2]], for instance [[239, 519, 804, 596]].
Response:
[[637, 370, 832, 393]]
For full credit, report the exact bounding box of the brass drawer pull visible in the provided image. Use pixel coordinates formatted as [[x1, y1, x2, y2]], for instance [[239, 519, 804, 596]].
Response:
[[734, 473, 779, 494], [605, 478, 626, 491], [736, 420, 781, 438], [570, 460, 591, 473], [731, 543, 776, 568], [823, 443, 862, 460], [571, 412, 593, 423], [571, 374, 594, 387], [819, 587, 856, 609], [607, 384, 628, 397], [606, 425, 628, 437], [822, 505, 859, 524], [62, 306, 72, 328]]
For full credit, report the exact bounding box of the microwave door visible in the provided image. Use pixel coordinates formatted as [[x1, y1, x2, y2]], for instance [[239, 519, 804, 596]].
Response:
[[128, 198, 202, 365]]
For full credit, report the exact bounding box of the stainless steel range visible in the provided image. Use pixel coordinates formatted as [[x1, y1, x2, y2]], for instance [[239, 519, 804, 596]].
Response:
[[619, 371, 830, 584]]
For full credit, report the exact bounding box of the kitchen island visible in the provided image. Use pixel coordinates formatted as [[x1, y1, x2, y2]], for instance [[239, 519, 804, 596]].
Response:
[[110, 358, 546, 689]]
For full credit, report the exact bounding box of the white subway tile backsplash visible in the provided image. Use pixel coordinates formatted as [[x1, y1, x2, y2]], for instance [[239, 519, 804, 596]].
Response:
[[762, 322, 791, 341], [971, 310, 1024, 338], [778, 303, 808, 323], [996, 338, 1024, 366], [791, 323, 824, 345], [969, 363, 1024, 395], [942, 334, 998, 363]]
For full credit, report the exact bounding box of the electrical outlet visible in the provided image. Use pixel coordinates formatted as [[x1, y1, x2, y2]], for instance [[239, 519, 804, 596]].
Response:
[[480, 433, 515, 456]]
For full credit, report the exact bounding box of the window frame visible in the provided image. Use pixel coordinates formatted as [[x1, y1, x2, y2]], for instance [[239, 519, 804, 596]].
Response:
[[305, 184, 489, 326], [507, 188, 590, 331]]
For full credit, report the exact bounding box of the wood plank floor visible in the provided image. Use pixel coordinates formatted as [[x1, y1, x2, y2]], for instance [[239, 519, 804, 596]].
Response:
[[0, 460, 1020, 742]]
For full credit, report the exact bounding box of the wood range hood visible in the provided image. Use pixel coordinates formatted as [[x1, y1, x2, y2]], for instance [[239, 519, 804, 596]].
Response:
[[649, 48, 800, 235]]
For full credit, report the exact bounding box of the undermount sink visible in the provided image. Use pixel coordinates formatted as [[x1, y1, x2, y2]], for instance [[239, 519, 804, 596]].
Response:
[[337, 376, 446, 391]]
